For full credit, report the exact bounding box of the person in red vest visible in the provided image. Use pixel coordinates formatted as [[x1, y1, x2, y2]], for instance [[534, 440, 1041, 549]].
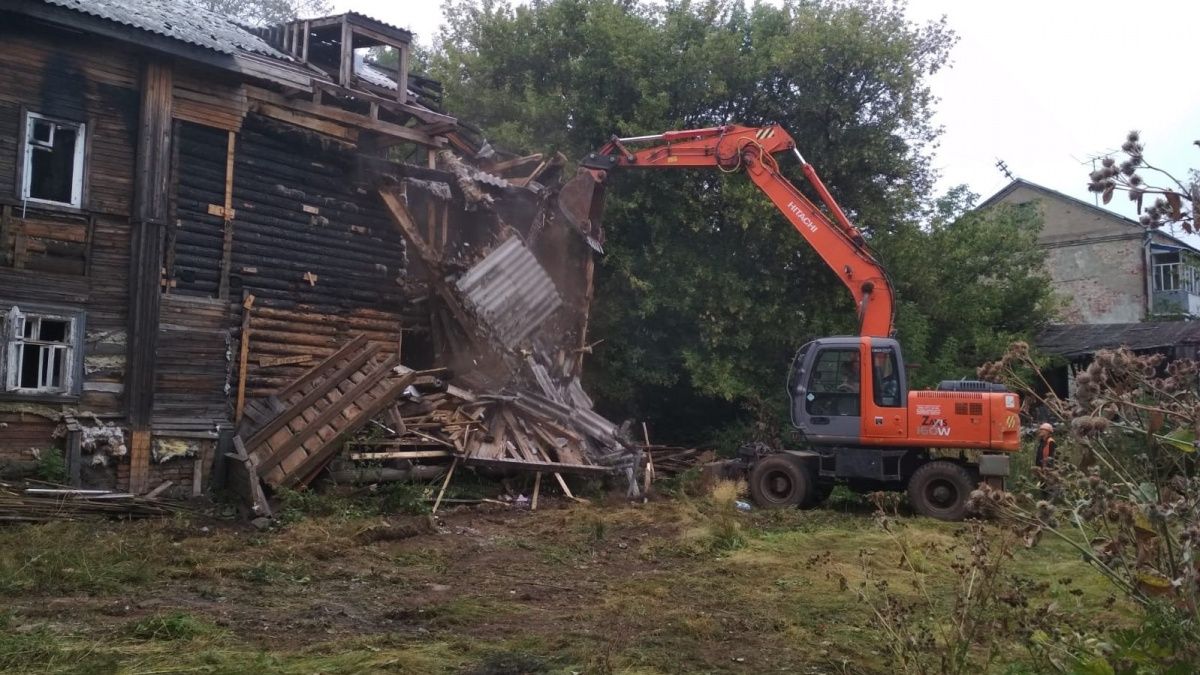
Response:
[[1034, 423, 1057, 469]]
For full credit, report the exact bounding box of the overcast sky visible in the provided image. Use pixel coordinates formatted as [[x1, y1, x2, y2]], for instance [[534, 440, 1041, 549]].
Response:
[[340, 0, 1199, 220]]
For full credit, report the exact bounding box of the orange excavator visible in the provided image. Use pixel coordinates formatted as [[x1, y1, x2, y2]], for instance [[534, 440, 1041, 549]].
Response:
[[559, 124, 1020, 520]]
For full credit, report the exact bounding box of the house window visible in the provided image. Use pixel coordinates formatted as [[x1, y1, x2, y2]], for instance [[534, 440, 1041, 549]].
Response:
[[21, 112, 86, 208], [3, 305, 82, 396], [1153, 251, 1200, 294]]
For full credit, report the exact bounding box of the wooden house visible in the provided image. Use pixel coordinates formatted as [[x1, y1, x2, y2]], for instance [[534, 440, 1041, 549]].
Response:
[[0, 0, 583, 496]]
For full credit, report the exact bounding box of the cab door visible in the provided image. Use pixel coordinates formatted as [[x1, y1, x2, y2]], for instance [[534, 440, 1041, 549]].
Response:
[[860, 339, 908, 441], [796, 345, 862, 444]]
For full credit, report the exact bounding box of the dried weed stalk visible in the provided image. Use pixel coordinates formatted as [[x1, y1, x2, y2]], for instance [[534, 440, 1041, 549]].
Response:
[[975, 345, 1200, 669]]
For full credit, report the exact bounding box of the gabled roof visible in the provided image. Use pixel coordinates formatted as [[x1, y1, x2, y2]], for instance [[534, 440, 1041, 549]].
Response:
[[979, 178, 1199, 253], [42, 0, 286, 58]]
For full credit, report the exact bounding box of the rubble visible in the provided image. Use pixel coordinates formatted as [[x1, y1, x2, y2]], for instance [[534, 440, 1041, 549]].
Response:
[[227, 140, 645, 511]]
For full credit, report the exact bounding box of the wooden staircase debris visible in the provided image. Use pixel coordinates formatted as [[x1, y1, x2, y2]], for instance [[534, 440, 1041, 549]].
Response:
[[236, 335, 417, 490]]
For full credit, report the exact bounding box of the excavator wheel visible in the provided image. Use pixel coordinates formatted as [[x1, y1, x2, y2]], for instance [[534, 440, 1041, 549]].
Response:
[[749, 454, 815, 509], [907, 461, 976, 521]]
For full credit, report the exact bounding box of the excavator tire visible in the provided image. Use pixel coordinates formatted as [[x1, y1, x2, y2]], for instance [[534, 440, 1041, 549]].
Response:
[[907, 461, 976, 521], [749, 454, 815, 509]]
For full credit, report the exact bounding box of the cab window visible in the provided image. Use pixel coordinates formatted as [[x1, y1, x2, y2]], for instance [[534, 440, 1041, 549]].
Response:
[[872, 348, 902, 407], [805, 348, 860, 416]]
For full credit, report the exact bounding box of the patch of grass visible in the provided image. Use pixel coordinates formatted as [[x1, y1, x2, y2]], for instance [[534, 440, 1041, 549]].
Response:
[[129, 612, 219, 641], [0, 623, 62, 671], [656, 466, 705, 498], [276, 487, 373, 524], [33, 449, 68, 484], [0, 522, 164, 595], [461, 649, 552, 675], [825, 483, 866, 510], [234, 561, 311, 585], [0, 497, 1137, 674], [377, 482, 432, 516]]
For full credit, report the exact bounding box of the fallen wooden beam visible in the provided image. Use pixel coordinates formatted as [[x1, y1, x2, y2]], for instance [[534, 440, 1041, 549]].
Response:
[[348, 450, 451, 460]]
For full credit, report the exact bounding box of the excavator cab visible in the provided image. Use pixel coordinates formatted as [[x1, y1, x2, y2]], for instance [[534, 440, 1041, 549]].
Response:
[[789, 337, 908, 445]]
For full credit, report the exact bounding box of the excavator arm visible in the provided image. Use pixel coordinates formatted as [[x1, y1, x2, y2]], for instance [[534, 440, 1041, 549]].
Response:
[[559, 124, 895, 338]]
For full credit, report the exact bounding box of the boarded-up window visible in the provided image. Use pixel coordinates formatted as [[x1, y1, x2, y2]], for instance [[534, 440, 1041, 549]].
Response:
[[21, 112, 86, 208]]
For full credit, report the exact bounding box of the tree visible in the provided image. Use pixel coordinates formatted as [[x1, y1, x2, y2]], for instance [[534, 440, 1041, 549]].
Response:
[[198, 0, 332, 27], [881, 187, 1056, 389], [431, 0, 1053, 447], [1087, 130, 1197, 233]]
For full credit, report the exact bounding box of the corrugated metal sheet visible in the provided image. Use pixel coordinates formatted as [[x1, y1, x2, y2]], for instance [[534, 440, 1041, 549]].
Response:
[[43, 0, 287, 58], [456, 237, 562, 349]]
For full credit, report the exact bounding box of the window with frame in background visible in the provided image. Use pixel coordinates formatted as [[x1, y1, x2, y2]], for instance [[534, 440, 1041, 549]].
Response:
[[4, 306, 79, 395], [21, 112, 86, 207]]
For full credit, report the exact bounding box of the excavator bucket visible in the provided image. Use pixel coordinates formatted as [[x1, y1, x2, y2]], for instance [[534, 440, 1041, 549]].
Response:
[[557, 167, 608, 253]]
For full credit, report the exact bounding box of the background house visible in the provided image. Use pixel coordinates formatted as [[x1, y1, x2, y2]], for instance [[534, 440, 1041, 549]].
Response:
[[980, 179, 1200, 396], [980, 178, 1200, 324]]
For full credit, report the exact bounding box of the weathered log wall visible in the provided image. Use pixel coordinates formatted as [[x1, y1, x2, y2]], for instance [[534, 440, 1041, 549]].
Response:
[[163, 112, 435, 401], [156, 295, 231, 419], [0, 21, 138, 452]]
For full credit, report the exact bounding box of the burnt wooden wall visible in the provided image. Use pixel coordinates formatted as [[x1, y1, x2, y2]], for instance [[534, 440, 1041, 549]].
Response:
[[165, 113, 427, 397], [173, 122, 228, 296], [0, 23, 138, 423]]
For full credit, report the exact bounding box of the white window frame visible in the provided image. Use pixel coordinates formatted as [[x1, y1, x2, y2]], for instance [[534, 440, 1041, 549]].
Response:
[[3, 305, 84, 397], [20, 111, 87, 208]]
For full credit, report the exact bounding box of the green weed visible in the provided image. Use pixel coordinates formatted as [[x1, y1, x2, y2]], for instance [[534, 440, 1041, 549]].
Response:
[[33, 449, 67, 484], [377, 482, 431, 516], [129, 612, 219, 641]]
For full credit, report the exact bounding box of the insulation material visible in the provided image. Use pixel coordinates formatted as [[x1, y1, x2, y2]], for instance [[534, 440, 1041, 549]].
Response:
[[70, 417, 127, 465], [151, 438, 197, 463]]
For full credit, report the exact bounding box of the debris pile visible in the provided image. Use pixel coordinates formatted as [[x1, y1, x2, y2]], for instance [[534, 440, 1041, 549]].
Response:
[[0, 483, 188, 523], [645, 446, 716, 477], [346, 375, 636, 476], [230, 145, 644, 513]]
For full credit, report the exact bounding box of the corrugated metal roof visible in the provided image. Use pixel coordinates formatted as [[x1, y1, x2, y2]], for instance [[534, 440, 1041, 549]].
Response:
[[1036, 321, 1200, 358], [356, 59, 398, 90], [42, 0, 287, 58], [456, 237, 563, 349]]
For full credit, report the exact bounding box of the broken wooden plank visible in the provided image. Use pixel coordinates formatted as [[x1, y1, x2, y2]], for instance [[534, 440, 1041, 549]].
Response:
[[348, 450, 451, 460], [431, 457, 458, 514], [234, 294, 255, 424]]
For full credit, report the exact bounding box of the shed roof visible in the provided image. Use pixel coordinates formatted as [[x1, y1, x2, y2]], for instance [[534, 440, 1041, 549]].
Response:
[[42, 0, 287, 58], [1036, 321, 1200, 358]]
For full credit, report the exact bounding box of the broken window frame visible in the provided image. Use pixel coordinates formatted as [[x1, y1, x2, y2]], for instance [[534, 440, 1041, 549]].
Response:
[[19, 111, 87, 208], [2, 303, 85, 398]]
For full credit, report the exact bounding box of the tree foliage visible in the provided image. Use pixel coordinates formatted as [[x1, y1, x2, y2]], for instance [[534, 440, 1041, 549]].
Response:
[[431, 0, 1055, 447], [198, 0, 331, 27]]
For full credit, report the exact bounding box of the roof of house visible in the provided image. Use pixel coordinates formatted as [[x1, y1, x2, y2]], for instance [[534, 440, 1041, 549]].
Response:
[[979, 178, 1199, 253], [1036, 321, 1200, 358], [42, 0, 287, 58]]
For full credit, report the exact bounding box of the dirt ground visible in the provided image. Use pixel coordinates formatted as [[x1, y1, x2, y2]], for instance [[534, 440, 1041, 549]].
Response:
[[0, 490, 1125, 674]]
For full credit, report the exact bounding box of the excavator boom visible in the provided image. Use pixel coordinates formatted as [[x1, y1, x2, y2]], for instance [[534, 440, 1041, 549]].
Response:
[[559, 124, 895, 337]]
